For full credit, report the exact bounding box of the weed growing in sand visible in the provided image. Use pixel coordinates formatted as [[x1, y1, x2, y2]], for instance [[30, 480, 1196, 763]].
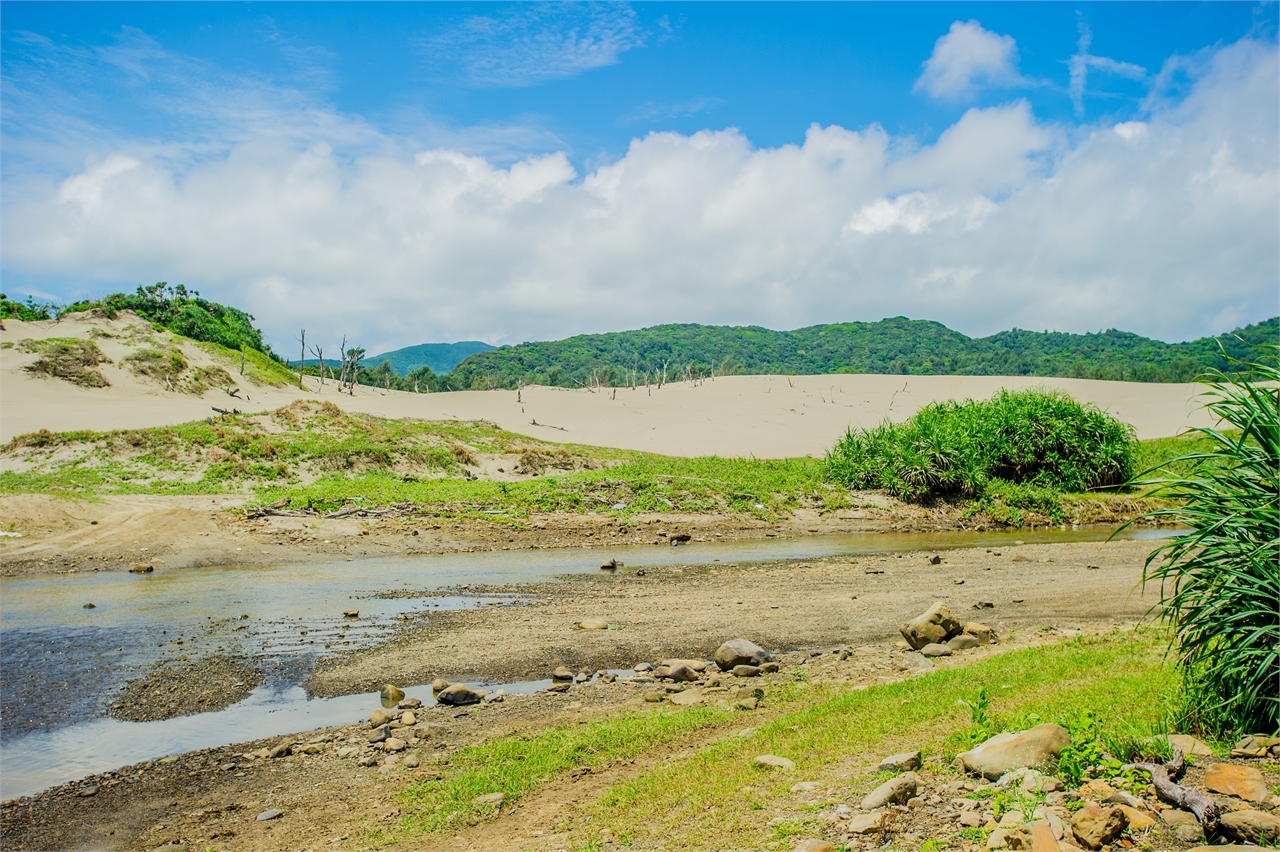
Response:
[[824, 389, 1135, 501], [16, 337, 111, 388]]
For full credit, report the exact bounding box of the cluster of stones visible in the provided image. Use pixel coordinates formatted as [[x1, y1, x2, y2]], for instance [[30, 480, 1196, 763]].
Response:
[[899, 602, 998, 658], [781, 724, 1280, 852], [542, 637, 782, 710]]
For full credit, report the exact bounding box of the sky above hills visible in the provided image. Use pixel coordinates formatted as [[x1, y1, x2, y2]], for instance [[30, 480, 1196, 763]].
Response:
[[2, 2, 1277, 353]]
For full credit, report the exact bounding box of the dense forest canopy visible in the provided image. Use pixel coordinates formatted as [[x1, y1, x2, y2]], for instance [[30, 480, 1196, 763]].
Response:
[[5, 287, 1274, 394]]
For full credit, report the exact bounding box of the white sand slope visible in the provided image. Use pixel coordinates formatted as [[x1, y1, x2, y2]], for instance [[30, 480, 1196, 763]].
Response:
[[1, 313, 1214, 456]]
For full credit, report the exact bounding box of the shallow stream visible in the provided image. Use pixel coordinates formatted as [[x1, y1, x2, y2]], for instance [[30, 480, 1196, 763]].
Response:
[[0, 526, 1172, 799]]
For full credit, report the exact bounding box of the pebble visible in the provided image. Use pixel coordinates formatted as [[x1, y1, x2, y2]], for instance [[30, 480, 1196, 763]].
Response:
[[370, 709, 392, 727], [752, 754, 795, 771], [920, 643, 952, 657], [552, 666, 574, 681], [403, 754, 420, 768], [473, 792, 506, 806], [431, 678, 450, 692], [878, 751, 922, 772], [256, 808, 283, 822], [77, 786, 98, 797], [380, 684, 405, 704], [861, 773, 919, 810]]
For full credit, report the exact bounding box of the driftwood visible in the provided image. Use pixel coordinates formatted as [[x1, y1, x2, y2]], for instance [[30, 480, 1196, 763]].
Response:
[[1125, 747, 1219, 830], [211, 406, 241, 416]]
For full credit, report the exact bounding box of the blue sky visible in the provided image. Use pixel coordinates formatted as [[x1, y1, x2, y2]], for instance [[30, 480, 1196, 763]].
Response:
[[2, 3, 1277, 351]]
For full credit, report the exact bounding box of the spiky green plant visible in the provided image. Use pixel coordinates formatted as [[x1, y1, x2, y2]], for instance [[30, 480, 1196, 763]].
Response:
[[1131, 345, 1279, 735]]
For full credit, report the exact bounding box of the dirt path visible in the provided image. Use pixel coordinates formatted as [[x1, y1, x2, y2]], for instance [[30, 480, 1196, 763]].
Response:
[[1, 538, 1164, 851]]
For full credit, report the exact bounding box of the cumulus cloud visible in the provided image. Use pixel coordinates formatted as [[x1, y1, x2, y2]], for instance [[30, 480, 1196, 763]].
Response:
[[2, 37, 1276, 353], [914, 20, 1024, 101], [423, 3, 645, 87]]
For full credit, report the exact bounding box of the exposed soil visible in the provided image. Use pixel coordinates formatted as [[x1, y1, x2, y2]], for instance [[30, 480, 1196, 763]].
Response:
[[0, 537, 1203, 852], [0, 491, 1161, 578], [108, 656, 264, 723]]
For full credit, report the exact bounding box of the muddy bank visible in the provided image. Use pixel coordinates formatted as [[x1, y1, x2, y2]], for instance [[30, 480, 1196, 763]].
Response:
[[0, 491, 1164, 578], [109, 656, 263, 723]]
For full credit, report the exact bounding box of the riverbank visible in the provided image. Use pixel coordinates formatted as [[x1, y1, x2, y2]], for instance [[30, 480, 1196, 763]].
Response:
[[1, 536, 1172, 847]]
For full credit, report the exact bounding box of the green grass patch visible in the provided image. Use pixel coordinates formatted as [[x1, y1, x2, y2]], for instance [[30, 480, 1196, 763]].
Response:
[[584, 632, 1174, 849], [382, 704, 736, 840], [17, 337, 111, 388]]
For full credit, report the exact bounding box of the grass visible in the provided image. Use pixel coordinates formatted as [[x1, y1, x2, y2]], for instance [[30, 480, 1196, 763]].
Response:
[[0, 399, 1205, 528], [122, 344, 235, 395], [825, 389, 1135, 501], [16, 337, 111, 388], [368, 631, 1178, 848], [1130, 346, 1279, 735]]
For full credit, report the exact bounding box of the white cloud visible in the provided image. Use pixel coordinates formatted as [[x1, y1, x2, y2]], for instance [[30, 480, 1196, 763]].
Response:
[[423, 4, 645, 88], [914, 20, 1024, 101], [2, 38, 1276, 353]]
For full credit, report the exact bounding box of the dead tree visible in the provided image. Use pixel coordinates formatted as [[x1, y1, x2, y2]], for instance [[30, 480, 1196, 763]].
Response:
[[337, 335, 348, 389], [297, 329, 306, 389], [309, 343, 325, 386]]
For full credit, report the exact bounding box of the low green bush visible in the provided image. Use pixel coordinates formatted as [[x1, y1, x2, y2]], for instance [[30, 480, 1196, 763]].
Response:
[[824, 388, 1135, 501]]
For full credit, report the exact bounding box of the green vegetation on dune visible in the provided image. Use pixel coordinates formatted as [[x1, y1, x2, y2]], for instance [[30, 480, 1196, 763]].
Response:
[[0, 388, 1200, 527], [824, 390, 1136, 525], [441, 316, 1277, 390]]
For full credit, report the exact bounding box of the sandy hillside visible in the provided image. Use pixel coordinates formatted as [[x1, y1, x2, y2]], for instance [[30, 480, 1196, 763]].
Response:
[[1, 312, 1214, 455]]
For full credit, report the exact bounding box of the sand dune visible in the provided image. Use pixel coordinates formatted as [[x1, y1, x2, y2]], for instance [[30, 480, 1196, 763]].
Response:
[[1, 313, 1213, 456]]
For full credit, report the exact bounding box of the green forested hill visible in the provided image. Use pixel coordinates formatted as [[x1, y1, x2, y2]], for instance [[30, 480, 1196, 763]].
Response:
[[442, 316, 1278, 390], [366, 341, 495, 376]]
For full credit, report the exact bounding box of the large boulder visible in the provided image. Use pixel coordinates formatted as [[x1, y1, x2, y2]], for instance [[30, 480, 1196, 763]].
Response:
[[1070, 806, 1128, 850], [436, 683, 482, 706], [1220, 810, 1280, 844], [715, 639, 771, 671], [1205, 763, 1270, 803], [957, 724, 1071, 780], [900, 603, 962, 650], [860, 773, 919, 810]]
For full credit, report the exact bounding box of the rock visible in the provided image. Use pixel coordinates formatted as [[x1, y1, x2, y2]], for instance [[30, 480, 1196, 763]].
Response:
[[400, 711, 417, 726], [337, 746, 358, 758], [268, 743, 292, 759], [634, 662, 653, 672], [294, 744, 322, 755], [368, 726, 389, 744], [715, 638, 771, 671], [929, 555, 942, 565], [1174, 825, 1204, 843], [83, 603, 96, 609], [370, 708, 392, 727], [1102, 791, 1141, 809], [1234, 734, 1280, 757], [793, 840, 836, 852], [1117, 806, 1155, 832], [77, 786, 99, 797], [1019, 770, 1064, 793], [357, 754, 378, 767], [129, 564, 154, 573], [578, 618, 608, 630], [899, 602, 962, 650], [257, 808, 283, 822], [846, 810, 887, 834], [600, 559, 619, 571], [735, 696, 759, 711], [732, 665, 761, 677], [987, 828, 1010, 849], [948, 633, 981, 651], [552, 666, 574, 681], [860, 772, 919, 810], [1167, 734, 1214, 757], [1070, 806, 1128, 850], [1158, 809, 1199, 827], [1205, 764, 1271, 803], [436, 684, 482, 706], [398, 698, 422, 709], [965, 622, 998, 644], [473, 792, 506, 806], [402, 754, 420, 768], [668, 664, 699, 682], [753, 754, 795, 771], [669, 688, 703, 706], [1220, 810, 1280, 844], [1078, 779, 1115, 801], [343, 609, 358, 618], [878, 751, 922, 772], [957, 724, 1071, 780], [380, 684, 405, 704], [791, 781, 822, 793], [898, 654, 934, 671], [384, 737, 406, 752], [482, 690, 505, 703], [959, 811, 984, 827], [760, 661, 781, 673], [643, 691, 664, 703], [546, 682, 571, 693], [921, 643, 953, 657]]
